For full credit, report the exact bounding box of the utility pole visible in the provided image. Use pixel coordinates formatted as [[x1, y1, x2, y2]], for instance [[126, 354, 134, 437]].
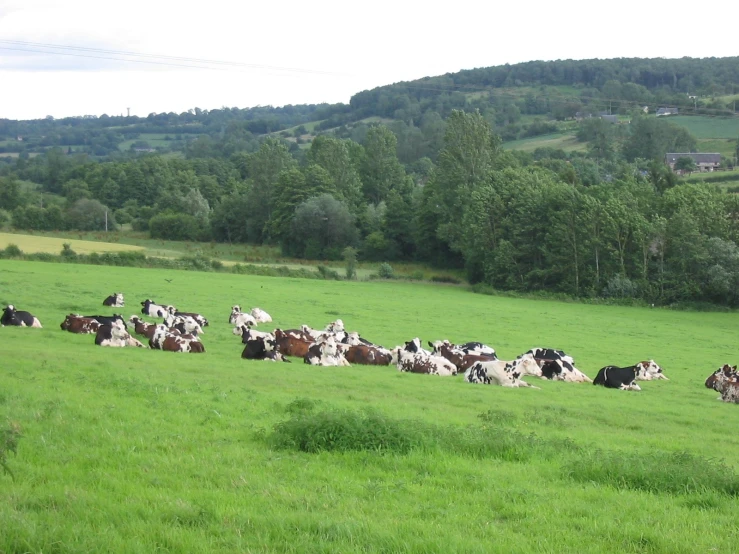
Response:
[[105, 210, 108, 232], [127, 107, 131, 117]]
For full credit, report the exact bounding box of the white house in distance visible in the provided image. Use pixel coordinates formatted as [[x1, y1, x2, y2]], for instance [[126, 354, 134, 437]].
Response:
[[664, 152, 721, 172]]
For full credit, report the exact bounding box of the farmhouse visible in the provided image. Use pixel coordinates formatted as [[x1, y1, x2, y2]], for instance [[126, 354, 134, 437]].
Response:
[[656, 107, 679, 116], [665, 152, 722, 172]]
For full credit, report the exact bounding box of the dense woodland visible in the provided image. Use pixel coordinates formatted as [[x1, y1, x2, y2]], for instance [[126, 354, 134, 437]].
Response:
[[2, 56, 739, 306]]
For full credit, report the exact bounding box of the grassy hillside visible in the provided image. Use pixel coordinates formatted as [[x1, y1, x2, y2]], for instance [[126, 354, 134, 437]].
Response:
[[502, 132, 586, 152], [1, 260, 738, 553]]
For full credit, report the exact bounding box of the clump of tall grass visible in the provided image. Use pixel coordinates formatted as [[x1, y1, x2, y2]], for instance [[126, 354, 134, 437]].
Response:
[[268, 407, 579, 461], [567, 450, 739, 496], [1, 421, 22, 480]]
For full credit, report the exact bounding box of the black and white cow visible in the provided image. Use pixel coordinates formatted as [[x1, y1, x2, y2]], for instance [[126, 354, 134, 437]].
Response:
[[464, 354, 542, 387], [633, 360, 668, 381], [521, 348, 591, 383], [233, 324, 274, 343], [1, 305, 42, 327], [401, 337, 432, 356], [593, 365, 642, 391], [241, 329, 290, 362], [102, 293, 125, 308], [141, 299, 171, 318], [304, 336, 350, 366], [95, 321, 144, 347], [82, 314, 126, 328], [163, 313, 204, 336]]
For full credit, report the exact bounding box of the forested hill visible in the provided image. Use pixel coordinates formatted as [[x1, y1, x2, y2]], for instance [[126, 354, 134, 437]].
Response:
[[2, 56, 738, 158]]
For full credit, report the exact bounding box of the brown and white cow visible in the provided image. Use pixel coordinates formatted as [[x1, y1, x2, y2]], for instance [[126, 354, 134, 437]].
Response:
[[60, 314, 101, 334], [149, 324, 204, 353], [705, 364, 739, 403], [274, 329, 314, 358], [129, 315, 158, 339], [343, 344, 393, 365], [431, 342, 497, 374], [633, 360, 668, 381]]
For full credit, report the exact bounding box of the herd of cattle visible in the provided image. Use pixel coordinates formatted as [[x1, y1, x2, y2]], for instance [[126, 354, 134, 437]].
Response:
[[1, 297, 737, 403]]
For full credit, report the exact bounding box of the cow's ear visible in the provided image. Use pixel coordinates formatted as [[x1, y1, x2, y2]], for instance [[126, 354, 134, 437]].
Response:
[[427, 341, 434, 348], [733, 365, 737, 371]]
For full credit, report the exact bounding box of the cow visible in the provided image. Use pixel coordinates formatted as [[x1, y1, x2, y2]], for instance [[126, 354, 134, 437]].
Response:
[[432, 342, 497, 373], [1, 305, 42, 328], [231, 312, 257, 328], [102, 293, 125, 308], [250, 307, 272, 324], [393, 348, 457, 376], [464, 354, 542, 387], [325, 319, 345, 333], [538, 359, 592, 383], [304, 336, 350, 366], [141, 299, 171, 318], [401, 337, 432, 356], [170, 310, 209, 327], [274, 329, 314, 358], [520, 348, 591, 383], [149, 324, 205, 353], [128, 315, 159, 339], [633, 360, 668, 381], [705, 364, 738, 390], [229, 305, 243, 324], [95, 321, 144, 348], [233, 324, 274, 342], [343, 344, 393, 366], [593, 365, 643, 391], [163, 313, 204, 336], [82, 314, 126, 328], [341, 332, 377, 348], [457, 342, 497, 358], [240, 329, 290, 362], [60, 314, 100, 334]]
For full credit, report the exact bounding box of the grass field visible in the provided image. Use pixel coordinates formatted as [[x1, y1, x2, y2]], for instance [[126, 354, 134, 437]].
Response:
[[1, 260, 739, 552], [0, 232, 145, 255], [669, 115, 739, 139], [503, 132, 587, 152]]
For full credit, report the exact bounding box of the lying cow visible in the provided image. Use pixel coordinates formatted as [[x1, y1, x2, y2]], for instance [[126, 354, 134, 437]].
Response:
[[525, 347, 575, 366], [60, 314, 101, 334], [95, 321, 144, 348], [166, 306, 208, 327], [102, 293, 125, 308], [274, 329, 314, 357], [231, 311, 257, 328], [343, 344, 392, 365], [149, 324, 204, 353], [141, 299, 172, 318], [392, 347, 457, 376], [163, 313, 204, 336], [539, 359, 592, 383], [82, 314, 126, 328], [241, 329, 290, 362], [304, 336, 350, 366], [401, 337, 432, 356], [1, 305, 42, 328], [633, 360, 668, 381], [593, 365, 643, 391], [705, 365, 739, 403], [128, 315, 159, 339], [464, 354, 542, 387], [233, 324, 274, 342], [250, 307, 272, 324], [431, 342, 497, 373]]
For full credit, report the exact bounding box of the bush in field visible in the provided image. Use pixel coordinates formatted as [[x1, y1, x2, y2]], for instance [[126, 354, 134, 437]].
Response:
[[2, 243, 22, 257], [378, 263, 394, 279], [149, 213, 209, 241]]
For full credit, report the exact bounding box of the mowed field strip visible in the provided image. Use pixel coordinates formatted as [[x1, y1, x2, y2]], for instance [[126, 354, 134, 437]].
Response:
[[0, 232, 145, 255], [1, 260, 738, 553]]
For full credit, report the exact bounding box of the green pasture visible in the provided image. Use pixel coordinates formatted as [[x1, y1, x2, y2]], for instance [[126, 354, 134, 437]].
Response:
[[1, 260, 738, 552], [669, 115, 739, 139], [502, 132, 586, 152]]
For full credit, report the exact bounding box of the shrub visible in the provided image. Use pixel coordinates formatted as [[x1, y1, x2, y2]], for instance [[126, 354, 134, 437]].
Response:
[[2, 243, 22, 257], [317, 265, 341, 280], [343, 246, 357, 280], [60, 243, 77, 258], [430, 274, 461, 284], [378, 263, 394, 279]]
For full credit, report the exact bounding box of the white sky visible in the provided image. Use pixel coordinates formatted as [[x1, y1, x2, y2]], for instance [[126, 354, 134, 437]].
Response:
[[1, 0, 736, 120]]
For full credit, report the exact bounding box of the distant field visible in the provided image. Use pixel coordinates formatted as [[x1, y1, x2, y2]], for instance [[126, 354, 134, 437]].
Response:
[[0, 233, 145, 255], [503, 132, 586, 152], [669, 115, 739, 139]]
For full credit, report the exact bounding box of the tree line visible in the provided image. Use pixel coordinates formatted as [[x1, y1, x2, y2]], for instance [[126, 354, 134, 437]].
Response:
[[3, 108, 739, 306]]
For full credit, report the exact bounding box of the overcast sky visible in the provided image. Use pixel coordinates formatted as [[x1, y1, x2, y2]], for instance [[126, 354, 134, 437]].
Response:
[[1, 0, 736, 121]]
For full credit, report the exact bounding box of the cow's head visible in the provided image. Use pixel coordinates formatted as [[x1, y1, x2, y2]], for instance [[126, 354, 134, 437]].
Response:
[[705, 364, 737, 390], [637, 360, 668, 380], [344, 332, 362, 346], [404, 337, 423, 353], [232, 305, 241, 313], [4, 305, 16, 314], [516, 353, 543, 377], [141, 300, 152, 307]]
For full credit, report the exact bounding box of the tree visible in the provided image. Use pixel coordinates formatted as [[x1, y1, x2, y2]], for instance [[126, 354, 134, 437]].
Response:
[[65, 199, 115, 231], [306, 136, 363, 211], [360, 126, 406, 203], [431, 109, 501, 253], [674, 156, 696, 175], [622, 117, 697, 162], [0, 176, 21, 211], [286, 194, 359, 259]]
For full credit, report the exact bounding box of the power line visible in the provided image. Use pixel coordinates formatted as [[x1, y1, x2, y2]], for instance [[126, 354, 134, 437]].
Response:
[[0, 39, 351, 77]]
